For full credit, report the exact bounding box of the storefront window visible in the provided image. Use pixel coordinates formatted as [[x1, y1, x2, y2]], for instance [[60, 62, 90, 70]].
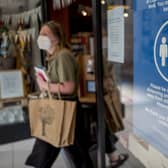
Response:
[[0, 0, 42, 142], [103, 0, 168, 167]]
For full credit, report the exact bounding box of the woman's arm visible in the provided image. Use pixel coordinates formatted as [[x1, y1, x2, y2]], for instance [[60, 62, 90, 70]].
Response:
[[37, 76, 75, 95], [48, 81, 75, 95]]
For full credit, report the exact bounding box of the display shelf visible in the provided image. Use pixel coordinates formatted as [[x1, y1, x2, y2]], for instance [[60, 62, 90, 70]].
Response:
[[0, 122, 31, 145], [0, 97, 28, 109]]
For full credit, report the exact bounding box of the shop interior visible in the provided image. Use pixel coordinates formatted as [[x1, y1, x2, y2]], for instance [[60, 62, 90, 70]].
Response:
[[0, 0, 136, 167]]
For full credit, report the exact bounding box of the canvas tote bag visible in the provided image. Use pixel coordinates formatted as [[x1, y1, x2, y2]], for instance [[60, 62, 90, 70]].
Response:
[[104, 87, 124, 133], [28, 90, 77, 147]]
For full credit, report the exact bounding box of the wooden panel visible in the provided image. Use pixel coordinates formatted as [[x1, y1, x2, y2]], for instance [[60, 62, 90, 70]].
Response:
[[77, 55, 96, 103], [0, 98, 28, 109], [79, 96, 96, 104]]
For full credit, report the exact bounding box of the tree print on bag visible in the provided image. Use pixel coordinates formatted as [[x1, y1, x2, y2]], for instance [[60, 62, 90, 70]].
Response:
[[39, 105, 54, 136]]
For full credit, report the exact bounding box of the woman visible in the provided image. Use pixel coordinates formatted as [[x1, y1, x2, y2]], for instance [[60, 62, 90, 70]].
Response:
[[103, 61, 129, 168], [25, 21, 93, 168]]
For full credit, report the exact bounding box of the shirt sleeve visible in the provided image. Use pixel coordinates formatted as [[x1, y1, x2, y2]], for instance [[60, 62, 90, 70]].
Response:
[[57, 51, 76, 83]]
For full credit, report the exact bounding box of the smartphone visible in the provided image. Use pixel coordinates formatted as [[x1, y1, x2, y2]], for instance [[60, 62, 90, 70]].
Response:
[[34, 66, 49, 82]]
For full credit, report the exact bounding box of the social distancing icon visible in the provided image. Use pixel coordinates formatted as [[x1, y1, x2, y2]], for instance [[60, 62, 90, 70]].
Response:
[[160, 36, 167, 67], [154, 21, 168, 82]]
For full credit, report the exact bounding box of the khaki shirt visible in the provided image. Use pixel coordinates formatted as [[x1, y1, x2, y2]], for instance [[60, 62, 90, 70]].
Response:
[[47, 49, 78, 98]]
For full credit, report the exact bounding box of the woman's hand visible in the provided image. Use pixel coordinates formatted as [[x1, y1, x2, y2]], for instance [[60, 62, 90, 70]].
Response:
[[36, 74, 48, 91]]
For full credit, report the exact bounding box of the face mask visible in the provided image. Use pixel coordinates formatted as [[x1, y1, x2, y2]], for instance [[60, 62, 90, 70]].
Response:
[[37, 35, 52, 51]]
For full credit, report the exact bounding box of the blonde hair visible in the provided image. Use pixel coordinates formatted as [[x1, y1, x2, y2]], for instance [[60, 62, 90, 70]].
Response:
[[43, 21, 70, 49]]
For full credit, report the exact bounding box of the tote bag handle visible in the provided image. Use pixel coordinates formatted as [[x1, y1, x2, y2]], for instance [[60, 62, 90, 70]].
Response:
[[47, 82, 61, 100]]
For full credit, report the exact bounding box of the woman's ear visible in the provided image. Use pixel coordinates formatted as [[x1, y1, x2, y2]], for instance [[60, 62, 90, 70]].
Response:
[[54, 37, 59, 45]]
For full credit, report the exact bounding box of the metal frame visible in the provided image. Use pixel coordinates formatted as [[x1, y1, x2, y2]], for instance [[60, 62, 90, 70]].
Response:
[[40, 0, 50, 66], [41, 0, 50, 22], [92, 0, 106, 168]]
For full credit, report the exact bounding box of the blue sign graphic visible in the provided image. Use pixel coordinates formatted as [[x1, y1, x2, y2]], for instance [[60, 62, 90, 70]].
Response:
[[154, 21, 168, 82], [134, 0, 168, 156]]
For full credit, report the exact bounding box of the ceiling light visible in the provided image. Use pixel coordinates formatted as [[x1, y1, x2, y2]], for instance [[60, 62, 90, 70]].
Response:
[[81, 10, 88, 16], [124, 12, 128, 17], [101, 0, 106, 5]]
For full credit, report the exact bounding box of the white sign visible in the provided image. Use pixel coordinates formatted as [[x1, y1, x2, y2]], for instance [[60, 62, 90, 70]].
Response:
[[0, 70, 24, 99], [107, 7, 124, 63]]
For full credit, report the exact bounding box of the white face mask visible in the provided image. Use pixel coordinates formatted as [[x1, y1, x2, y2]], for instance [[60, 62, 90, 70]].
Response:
[[37, 35, 52, 51]]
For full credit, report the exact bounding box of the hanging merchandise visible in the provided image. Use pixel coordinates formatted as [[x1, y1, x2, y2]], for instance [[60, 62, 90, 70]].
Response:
[[53, 0, 75, 9], [36, 6, 42, 22], [1, 6, 41, 72], [11, 14, 19, 29], [2, 6, 42, 29], [1, 15, 11, 26], [21, 12, 30, 26], [0, 26, 17, 70], [0, 31, 9, 58], [0, 27, 37, 93], [14, 28, 37, 95]]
